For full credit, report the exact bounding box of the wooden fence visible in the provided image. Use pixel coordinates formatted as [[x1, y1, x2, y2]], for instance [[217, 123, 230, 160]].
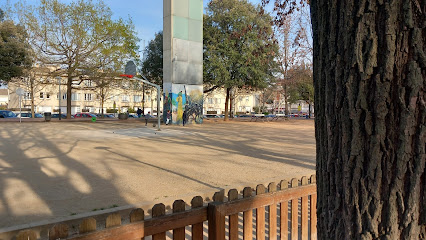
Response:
[[0, 175, 316, 240]]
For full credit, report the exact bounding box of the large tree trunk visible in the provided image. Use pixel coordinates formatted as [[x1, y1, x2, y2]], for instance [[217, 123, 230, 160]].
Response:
[[311, 0, 425, 239], [224, 87, 230, 121], [30, 77, 35, 118], [67, 75, 72, 119], [284, 84, 289, 115], [229, 88, 234, 119]]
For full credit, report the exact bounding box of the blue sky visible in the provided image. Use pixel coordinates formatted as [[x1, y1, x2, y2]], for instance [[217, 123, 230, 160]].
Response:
[[2, 0, 262, 49]]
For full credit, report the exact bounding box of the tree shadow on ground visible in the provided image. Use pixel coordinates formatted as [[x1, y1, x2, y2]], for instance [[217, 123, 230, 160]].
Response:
[[0, 124, 125, 228]]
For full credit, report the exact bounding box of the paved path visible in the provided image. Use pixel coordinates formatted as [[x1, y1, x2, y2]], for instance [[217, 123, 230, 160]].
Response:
[[0, 120, 315, 228]]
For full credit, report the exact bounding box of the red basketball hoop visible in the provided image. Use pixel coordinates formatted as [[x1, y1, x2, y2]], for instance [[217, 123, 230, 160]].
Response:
[[120, 74, 134, 78]]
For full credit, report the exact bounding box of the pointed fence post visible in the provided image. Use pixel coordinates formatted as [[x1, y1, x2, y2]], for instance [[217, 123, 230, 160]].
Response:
[[152, 204, 166, 240], [228, 189, 239, 240], [49, 224, 68, 240], [191, 196, 204, 240], [130, 208, 145, 240], [256, 184, 266, 239], [268, 182, 277, 240], [243, 187, 253, 240], [280, 180, 289, 240], [173, 200, 186, 240], [291, 178, 299, 240], [301, 176, 309, 240]]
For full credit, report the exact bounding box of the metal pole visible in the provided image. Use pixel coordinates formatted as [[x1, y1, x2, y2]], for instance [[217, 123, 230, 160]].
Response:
[[157, 85, 161, 130], [19, 95, 21, 123]]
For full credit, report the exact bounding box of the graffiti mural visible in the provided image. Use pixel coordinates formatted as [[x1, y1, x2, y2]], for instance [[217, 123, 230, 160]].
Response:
[[184, 86, 203, 124], [163, 83, 203, 125]]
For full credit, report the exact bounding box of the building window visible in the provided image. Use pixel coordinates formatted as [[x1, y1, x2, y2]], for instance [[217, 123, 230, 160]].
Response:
[[46, 93, 50, 99], [86, 80, 92, 87], [246, 97, 249, 102], [39, 92, 44, 99], [24, 92, 31, 100], [134, 95, 141, 102], [122, 95, 129, 102], [57, 93, 67, 100], [208, 98, 213, 104], [71, 93, 80, 101], [84, 93, 92, 101]]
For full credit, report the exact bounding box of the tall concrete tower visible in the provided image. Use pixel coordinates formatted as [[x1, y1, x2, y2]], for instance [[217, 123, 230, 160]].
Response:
[[163, 0, 203, 124]]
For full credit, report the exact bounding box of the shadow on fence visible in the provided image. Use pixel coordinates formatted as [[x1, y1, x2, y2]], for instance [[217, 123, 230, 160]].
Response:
[[0, 175, 316, 240]]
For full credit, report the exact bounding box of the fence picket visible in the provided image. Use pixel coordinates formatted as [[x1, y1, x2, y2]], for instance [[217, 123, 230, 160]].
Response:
[[173, 200, 186, 240], [228, 189, 239, 240], [152, 203, 166, 240], [310, 175, 317, 240], [106, 213, 122, 228], [280, 179, 289, 240], [79, 217, 96, 234], [256, 184, 266, 239], [301, 177, 309, 240], [191, 196, 204, 240], [49, 223, 68, 240], [291, 178, 298, 240], [130, 208, 145, 222], [243, 187, 253, 240], [268, 182, 277, 240], [16, 230, 37, 240], [213, 190, 225, 202], [130, 208, 145, 240]]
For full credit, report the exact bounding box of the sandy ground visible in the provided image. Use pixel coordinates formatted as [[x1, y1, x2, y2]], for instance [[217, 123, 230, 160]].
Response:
[[0, 119, 315, 228]]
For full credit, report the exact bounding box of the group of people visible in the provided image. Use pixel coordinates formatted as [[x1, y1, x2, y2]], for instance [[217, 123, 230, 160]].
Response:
[[136, 108, 152, 126]]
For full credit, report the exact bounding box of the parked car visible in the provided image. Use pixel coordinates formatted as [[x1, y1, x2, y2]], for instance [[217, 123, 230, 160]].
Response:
[[127, 114, 138, 118], [0, 110, 17, 118], [73, 113, 97, 118], [203, 114, 220, 119], [96, 114, 115, 118], [16, 112, 43, 118], [51, 114, 73, 119]]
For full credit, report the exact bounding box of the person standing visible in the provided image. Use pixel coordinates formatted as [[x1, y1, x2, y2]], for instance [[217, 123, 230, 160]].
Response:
[[137, 108, 142, 118], [166, 110, 171, 125], [145, 111, 151, 126], [182, 110, 187, 126]]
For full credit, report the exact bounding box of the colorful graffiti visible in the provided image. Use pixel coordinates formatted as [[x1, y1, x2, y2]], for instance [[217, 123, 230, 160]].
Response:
[[163, 84, 203, 125], [184, 88, 203, 124]]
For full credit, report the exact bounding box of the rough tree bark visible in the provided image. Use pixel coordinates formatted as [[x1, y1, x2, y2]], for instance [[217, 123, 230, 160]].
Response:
[[311, 0, 425, 239], [224, 87, 231, 121], [67, 73, 73, 119]]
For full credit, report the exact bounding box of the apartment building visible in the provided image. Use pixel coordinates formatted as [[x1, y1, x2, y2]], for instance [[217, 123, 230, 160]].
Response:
[[203, 88, 259, 115], [0, 89, 8, 108], [7, 67, 159, 115]]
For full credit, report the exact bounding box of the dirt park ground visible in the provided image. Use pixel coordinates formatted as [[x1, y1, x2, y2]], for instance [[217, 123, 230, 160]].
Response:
[[0, 119, 315, 229]]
